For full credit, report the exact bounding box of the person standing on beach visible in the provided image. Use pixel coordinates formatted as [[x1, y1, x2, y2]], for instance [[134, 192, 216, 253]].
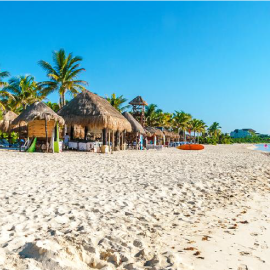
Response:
[[64, 133, 70, 150]]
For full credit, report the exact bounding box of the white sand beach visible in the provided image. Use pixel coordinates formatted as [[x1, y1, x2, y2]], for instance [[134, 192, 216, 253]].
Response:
[[0, 145, 270, 270]]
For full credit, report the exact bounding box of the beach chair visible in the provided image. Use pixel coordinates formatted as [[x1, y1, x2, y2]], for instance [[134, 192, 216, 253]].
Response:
[[0, 139, 10, 148], [20, 138, 31, 151]]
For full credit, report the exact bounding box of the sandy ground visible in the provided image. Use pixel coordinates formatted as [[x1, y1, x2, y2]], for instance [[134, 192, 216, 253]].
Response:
[[0, 145, 270, 270]]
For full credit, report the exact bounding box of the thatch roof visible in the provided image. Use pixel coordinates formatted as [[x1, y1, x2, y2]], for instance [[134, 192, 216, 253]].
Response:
[[0, 111, 18, 133], [122, 112, 146, 135], [12, 102, 65, 126], [58, 90, 132, 132], [162, 129, 180, 139], [144, 126, 164, 137], [129, 96, 148, 106], [3, 111, 18, 121], [171, 132, 180, 139]]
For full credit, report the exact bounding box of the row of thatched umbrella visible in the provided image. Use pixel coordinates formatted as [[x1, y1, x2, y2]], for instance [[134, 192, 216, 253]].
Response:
[[1, 90, 179, 150], [144, 126, 164, 137], [0, 91, 132, 134]]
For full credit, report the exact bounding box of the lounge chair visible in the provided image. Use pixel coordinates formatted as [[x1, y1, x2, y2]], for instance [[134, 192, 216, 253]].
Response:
[[0, 139, 10, 148], [20, 138, 31, 151]]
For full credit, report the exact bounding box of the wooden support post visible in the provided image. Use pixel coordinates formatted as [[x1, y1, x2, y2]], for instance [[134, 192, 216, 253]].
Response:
[[71, 126, 74, 140], [116, 131, 120, 150], [121, 132, 123, 150], [84, 126, 88, 140], [102, 128, 107, 145], [19, 123, 21, 152], [124, 131, 126, 150], [108, 130, 111, 150], [117, 131, 120, 147], [112, 131, 115, 150], [45, 118, 48, 153], [8, 120, 11, 147], [115, 131, 118, 146]]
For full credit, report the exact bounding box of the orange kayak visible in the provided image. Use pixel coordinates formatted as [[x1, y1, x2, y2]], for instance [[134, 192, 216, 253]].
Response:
[[177, 144, 204, 150]]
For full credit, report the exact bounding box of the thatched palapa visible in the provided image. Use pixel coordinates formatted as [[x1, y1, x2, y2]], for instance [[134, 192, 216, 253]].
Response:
[[162, 129, 180, 139], [122, 112, 145, 135], [144, 126, 164, 137], [129, 96, 148, 106], [58, 90, 132, 132], [0, 111, 18, 133], [12, 102, 65, 126]]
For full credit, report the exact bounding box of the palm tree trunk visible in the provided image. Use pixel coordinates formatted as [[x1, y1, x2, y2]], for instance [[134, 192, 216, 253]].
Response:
[[45, 117, 48, 153], [59, 92, 65, 108], [61, 93, 65, 108], [62, 91, 66, 107]]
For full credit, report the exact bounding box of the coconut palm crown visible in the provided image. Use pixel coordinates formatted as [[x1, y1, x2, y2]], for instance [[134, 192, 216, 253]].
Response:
[[0, 69, 10, 89], [173, 110, 192, 141], [0, 69, 12, 111], [4, 75, 43, 112], [39, 49, 87, 108], [208, 122, 222, 137], [106, 93, 130, 113]]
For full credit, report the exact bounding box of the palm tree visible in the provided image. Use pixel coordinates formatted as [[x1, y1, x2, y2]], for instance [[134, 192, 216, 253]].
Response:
[[173, 111, 192, 142], [46, 101, 60, 113], [0, 69, 10, 89], [106, 93, 130, 112], [0, 90, 14, 112], [0, 69, 11, 111], [189, 119, 201, 143], [208, 122, 222, 138], [145, 104, 158, 126], [4, 75, 43, 112], [153, 109, 164, 127], [39, 49, 87, 108], [157, 112, 173, 128], [196, 120, 207, 143]]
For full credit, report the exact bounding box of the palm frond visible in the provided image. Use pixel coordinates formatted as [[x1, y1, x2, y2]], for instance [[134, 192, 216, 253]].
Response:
[[38, 60, 56, 75], [0, 71, 10, 79]]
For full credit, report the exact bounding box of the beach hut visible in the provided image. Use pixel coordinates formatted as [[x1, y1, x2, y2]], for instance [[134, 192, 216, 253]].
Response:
[[122, 111, 146, 149], [58, 90, 132, 152], [12, 102, 65, 153], [144, 126, 164, 146], [171, 131, 180, 143], [0, 111, 18, 133], [129, 96, 148, 127], [157, 128, 180, 146]]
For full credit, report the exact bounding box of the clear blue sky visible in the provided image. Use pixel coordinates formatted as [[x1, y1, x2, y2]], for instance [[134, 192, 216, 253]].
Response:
[[1, 2, 270, 134]]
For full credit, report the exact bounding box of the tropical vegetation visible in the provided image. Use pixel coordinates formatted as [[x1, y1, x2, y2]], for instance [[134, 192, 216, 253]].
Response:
[[0, 69, 12, 113], [106, 93, 130, 112], [231, 135, 270, 144], [0, 49, 263, 146], [39, 49, 87, 108], [4, 75, 44, 112], [173, 111, 192, 142], [46, 101, 60, 113]]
